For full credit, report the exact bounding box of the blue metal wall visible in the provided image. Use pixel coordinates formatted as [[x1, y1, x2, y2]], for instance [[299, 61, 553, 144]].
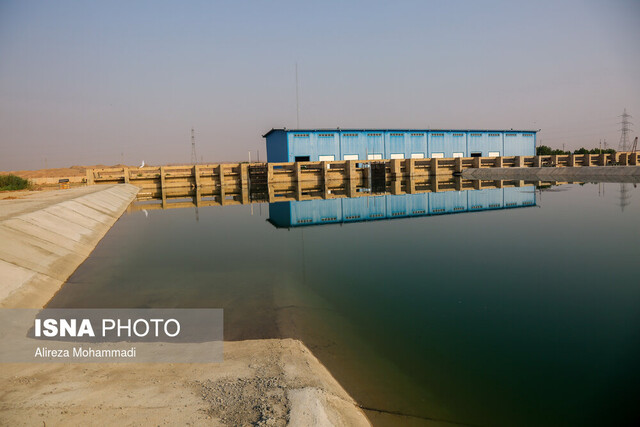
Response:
[[503, 133, 536, 156], [268, 187, 536, 228], [340, 132, 365, 160], [288, 131, 340, 162], [468, 132, 504, 156], [265, 130, 288, 163], [365, 132, 385, 159], [264, 129, 536, 162]]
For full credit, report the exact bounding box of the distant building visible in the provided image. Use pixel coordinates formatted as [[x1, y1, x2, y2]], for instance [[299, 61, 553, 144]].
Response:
[[268, 187, 536, 228], [263, 128, 537, 163]]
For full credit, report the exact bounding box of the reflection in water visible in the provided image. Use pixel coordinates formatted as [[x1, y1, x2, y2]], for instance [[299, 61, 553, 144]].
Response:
[[619, 183, 631, 211], [53, 179, 640, 427], [268, 186, 535, 228], [131, 176, 538, 227]]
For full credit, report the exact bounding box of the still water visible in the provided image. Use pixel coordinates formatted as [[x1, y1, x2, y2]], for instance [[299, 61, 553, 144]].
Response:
[[49, 181, 640, 426]]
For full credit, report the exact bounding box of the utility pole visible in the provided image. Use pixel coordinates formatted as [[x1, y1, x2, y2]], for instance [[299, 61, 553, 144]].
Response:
[[190, 128, 198, 165], [619, 109, 633, 151], [295, 62, 300, 128]]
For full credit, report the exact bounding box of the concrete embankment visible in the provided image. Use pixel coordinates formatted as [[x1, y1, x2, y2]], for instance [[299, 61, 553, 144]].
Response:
[[0, 184, 139, 308], [0, 185, 371, 426], [462, 166, 640, 183]]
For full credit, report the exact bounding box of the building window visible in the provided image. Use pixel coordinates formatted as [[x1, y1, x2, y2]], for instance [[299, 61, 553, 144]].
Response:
[[318, 133, 334, 138], [343, 154, 358, 160], [367, 154, 382, 160], [294, 134, 309, 138], [431, 133, 444, 137], [488, 151, 500, 157], [431, 152, 444, 158], [367, 133, 382, 137], [470, 152, 482, 157], [452, 152, 464, 158], [319, 155, 335, 161], [411, 153, 425, 159], [453, 133, 464, 137], [470, 133, 482, 137], [389, 133, 404, 137], [411, 133, 424, 137], [522, 134, 534, 137], [390, 153, 405, 159], [505, 134, 517, 137], [295, 156, 310, 162], [343, 133, 358, 137], [489, 133, 500, 137]]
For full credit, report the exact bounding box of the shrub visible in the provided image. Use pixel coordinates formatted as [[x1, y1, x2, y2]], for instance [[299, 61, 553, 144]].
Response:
[[0, 174, 31, 191], [536, 145, 570, 155]]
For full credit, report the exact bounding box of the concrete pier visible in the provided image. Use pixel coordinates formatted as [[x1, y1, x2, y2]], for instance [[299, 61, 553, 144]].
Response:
[[0, 184, 139, 308]]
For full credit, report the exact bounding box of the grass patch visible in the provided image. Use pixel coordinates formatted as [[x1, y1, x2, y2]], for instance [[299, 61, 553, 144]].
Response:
[[0, 174, 31, 191]]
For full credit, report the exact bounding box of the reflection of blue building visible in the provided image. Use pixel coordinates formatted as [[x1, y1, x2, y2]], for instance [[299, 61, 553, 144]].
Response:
[[268, 187, 536, 228], [263, 129, 537, 163]]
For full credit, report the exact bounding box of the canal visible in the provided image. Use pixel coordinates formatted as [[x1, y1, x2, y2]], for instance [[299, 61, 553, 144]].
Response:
[[48, 181, 640, 427]]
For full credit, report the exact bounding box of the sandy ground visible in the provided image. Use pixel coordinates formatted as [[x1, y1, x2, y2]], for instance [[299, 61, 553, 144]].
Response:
[[2, 166, 113, 179], [0, 339, 370, 426]]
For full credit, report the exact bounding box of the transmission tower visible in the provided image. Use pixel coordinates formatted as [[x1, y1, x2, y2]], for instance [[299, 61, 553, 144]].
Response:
[[618, 109, 633, 151], [619, 183, 631, 212], [617, 109, 633, 211], [190, 127, 198, 165]]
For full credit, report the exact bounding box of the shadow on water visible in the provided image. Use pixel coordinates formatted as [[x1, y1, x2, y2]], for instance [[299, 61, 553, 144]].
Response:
[[47, 177, 640, 427]]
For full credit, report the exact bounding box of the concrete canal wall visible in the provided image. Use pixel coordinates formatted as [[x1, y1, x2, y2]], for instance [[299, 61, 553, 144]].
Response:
[[463, 166, 640, 183], [0, 184, 139, 308]]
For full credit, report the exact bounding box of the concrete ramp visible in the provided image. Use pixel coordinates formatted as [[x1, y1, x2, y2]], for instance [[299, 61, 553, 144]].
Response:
[[462, 166, 640, 182], [0, 184, 139, 308]]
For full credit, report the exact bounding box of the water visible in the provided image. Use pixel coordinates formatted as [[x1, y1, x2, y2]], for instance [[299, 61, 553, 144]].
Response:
[[48, 182, 640, 426]]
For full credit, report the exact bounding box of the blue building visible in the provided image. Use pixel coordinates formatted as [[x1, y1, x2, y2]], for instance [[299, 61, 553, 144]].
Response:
[[268, 187, 536, 228], [263, 129, 538, 162]]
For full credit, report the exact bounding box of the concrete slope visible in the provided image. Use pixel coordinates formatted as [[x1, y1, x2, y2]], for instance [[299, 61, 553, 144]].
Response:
[[0, 184, 139, 308], [462, 165, 640, 182]]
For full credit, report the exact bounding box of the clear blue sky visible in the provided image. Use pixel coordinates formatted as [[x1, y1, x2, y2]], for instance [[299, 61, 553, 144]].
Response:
[[1, 0, 639, 170]]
